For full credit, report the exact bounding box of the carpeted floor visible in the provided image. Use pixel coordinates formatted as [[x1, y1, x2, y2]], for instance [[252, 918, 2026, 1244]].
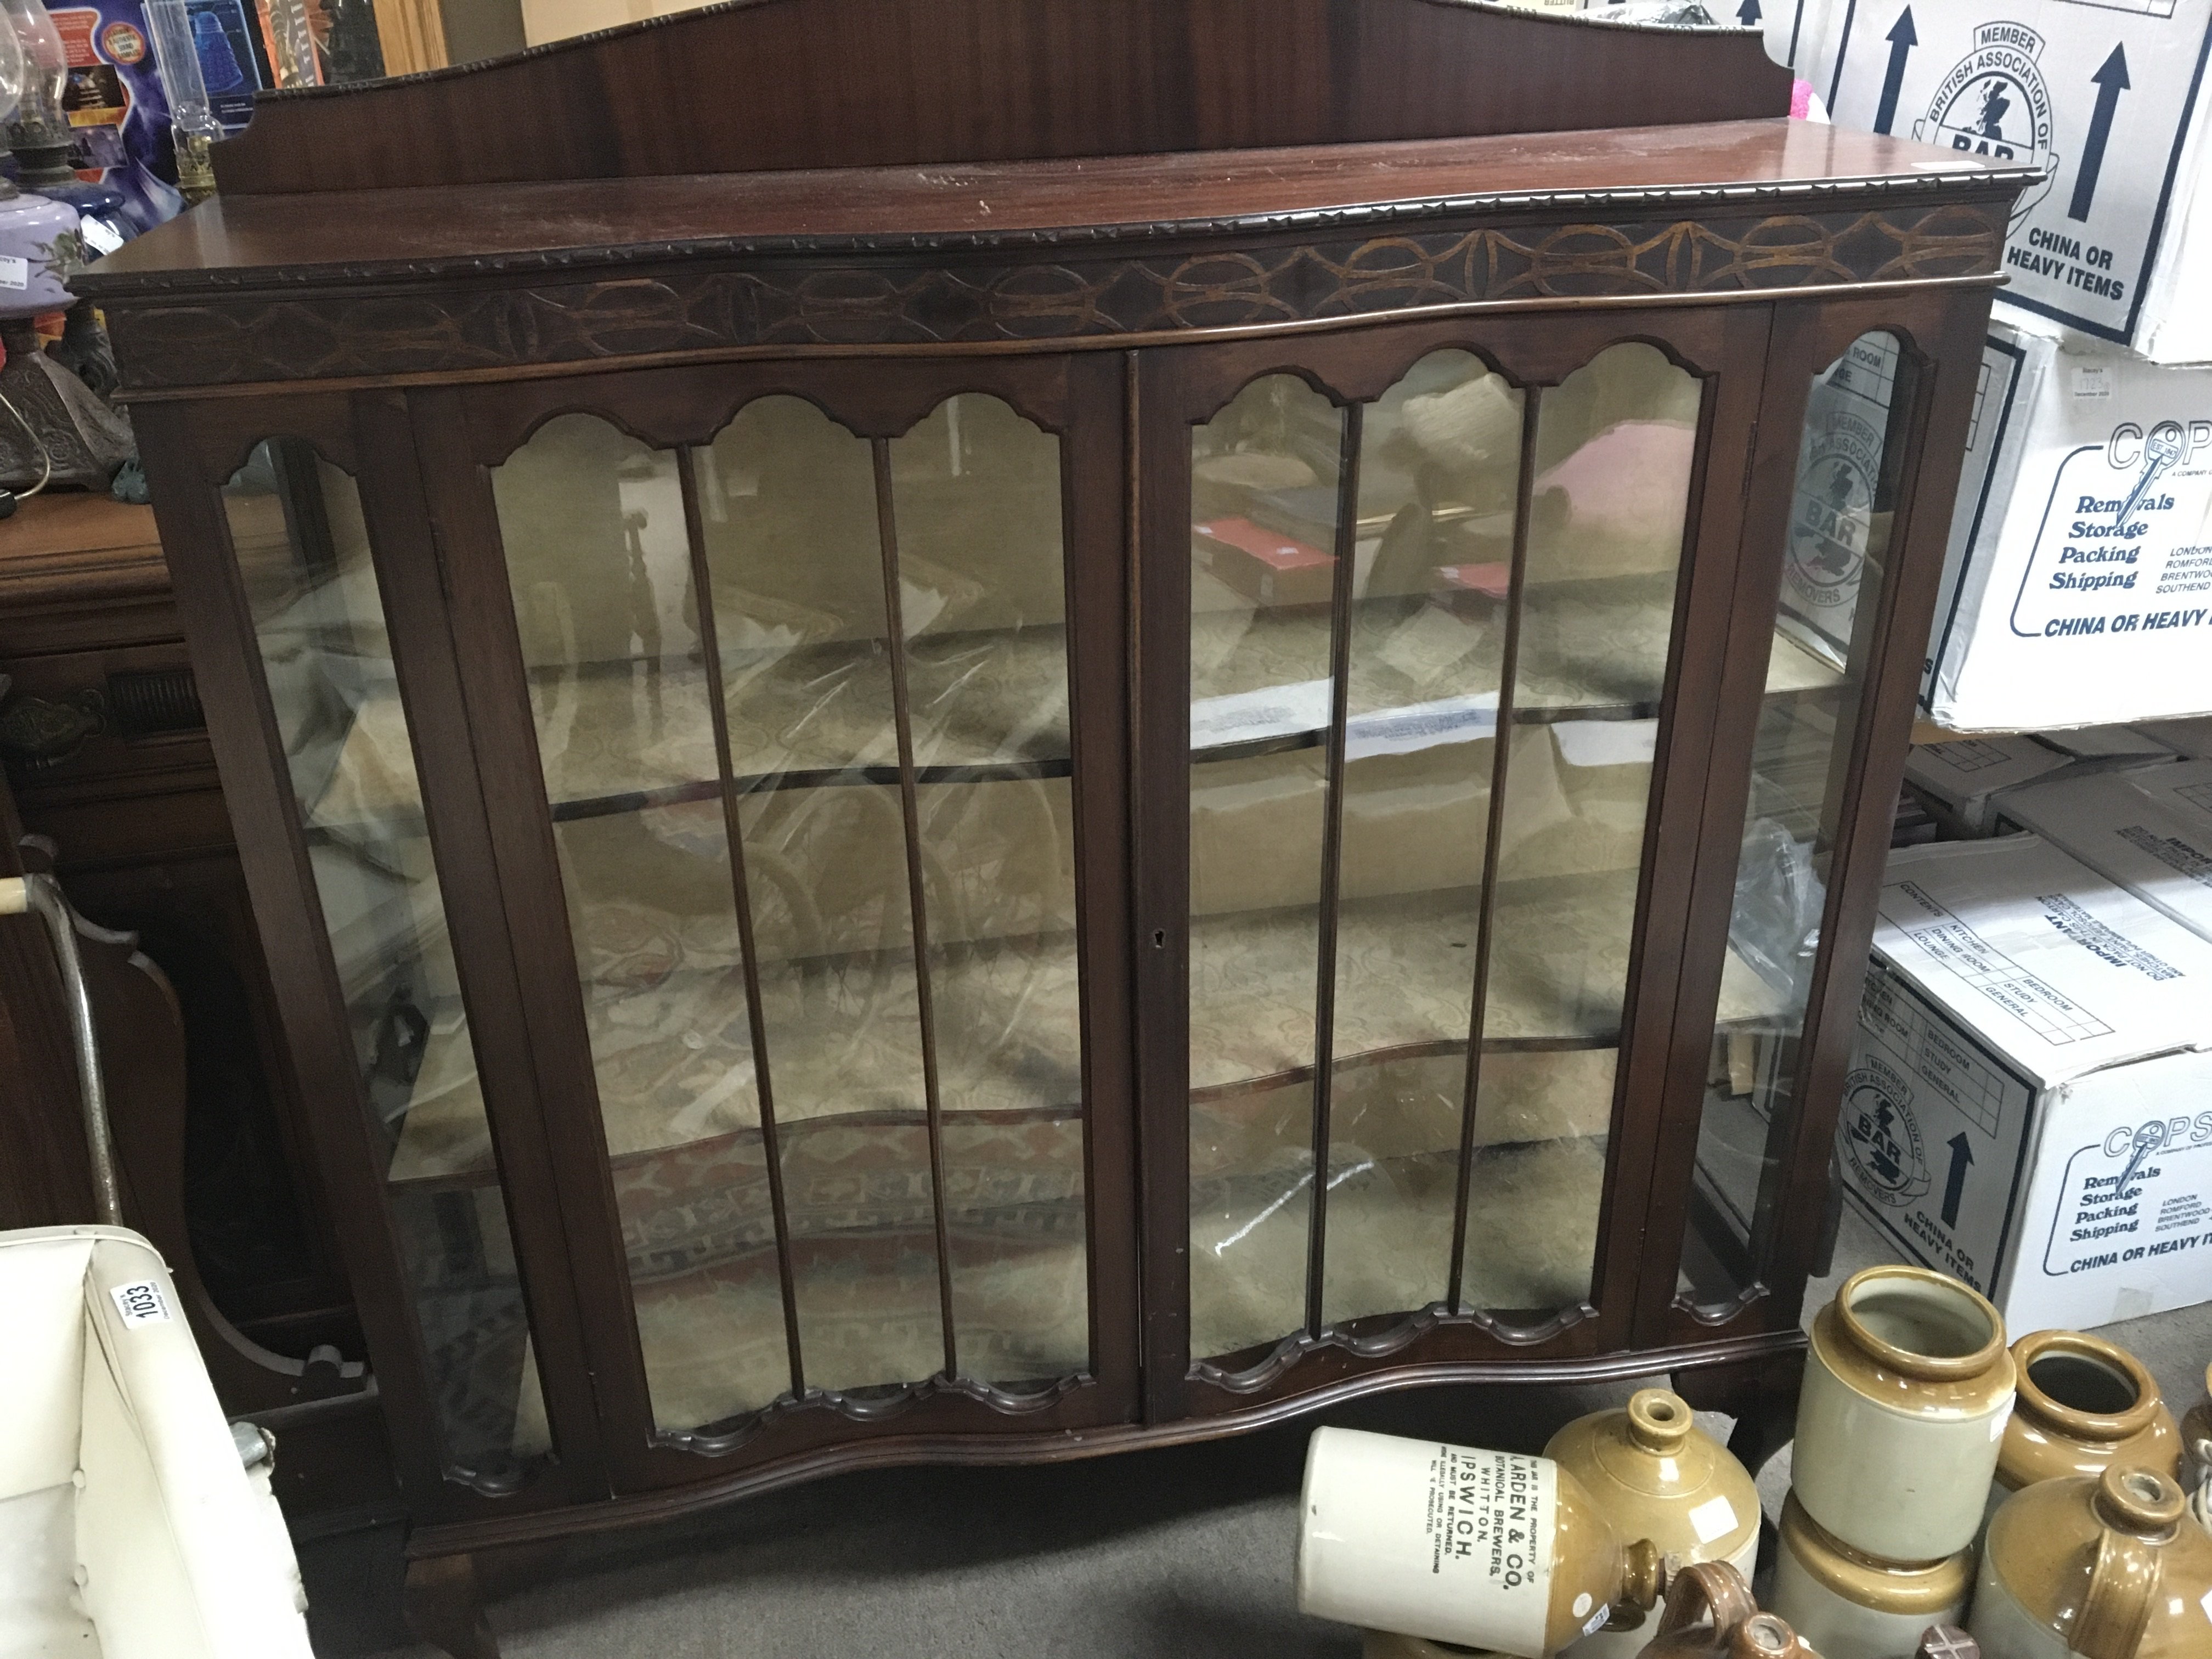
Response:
[[301, 1204, 2212, 1658]]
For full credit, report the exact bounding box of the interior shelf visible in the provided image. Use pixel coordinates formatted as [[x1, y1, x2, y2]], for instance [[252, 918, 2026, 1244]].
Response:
[[383, 869, 1786, 1184]]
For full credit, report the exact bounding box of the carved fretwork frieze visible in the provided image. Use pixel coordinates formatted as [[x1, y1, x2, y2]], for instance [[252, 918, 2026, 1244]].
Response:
[[101, 200, 2009, 390]]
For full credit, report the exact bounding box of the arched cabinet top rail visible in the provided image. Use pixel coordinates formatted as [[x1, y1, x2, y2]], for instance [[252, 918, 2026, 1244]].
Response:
[[205, 0, 1796, 195]]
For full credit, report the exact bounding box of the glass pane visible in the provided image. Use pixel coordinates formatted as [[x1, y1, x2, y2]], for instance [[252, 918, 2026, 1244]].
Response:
[[227, 439, 550, 1484], [1319, 351, 1525, 1329], [1458, 343, 1703, 1319], [696, 393, 1090, 1398], [889, 399, 1087, 1385], [1188, 371, 1344, 1363], [1683, 333, 1913, 1311], [494, 414, 791, 1432]]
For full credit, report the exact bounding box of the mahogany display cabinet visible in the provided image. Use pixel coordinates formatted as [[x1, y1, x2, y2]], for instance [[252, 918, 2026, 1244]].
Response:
[[75, 1, 2033, 1647]]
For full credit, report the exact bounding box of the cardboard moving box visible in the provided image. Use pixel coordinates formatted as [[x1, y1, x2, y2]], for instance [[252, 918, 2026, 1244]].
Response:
[[1995, 758, 2212, 941], [1820, 0, 2212, 361], [1925, 318, 2212, 731], [1842, 837, 2212, 1332]]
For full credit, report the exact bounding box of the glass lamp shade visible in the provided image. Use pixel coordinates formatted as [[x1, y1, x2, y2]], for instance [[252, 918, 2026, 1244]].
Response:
[[0, 0, 63, 129]]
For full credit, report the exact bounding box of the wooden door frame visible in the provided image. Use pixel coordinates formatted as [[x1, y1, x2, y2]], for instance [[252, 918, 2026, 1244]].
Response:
[[1130, 302, 1774, 1421], [130, 394, 599, 1525], [1633, 284, 2000, 1353], [410, 351, 1142, 1493]]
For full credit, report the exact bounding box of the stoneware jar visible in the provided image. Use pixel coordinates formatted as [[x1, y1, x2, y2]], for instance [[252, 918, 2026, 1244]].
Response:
[[1770, 1491, 1973, 1659], [1363, 1634, 1502, 1659], [1629, 1563, 1821, 1659], [1991, 1330, 2181, 1521], [2181, 1361, 2210, 1526], [1627, 1561, 1756, 1659], [1792, 1265, 2016, 1562], [1300, 1427, 1661, 1658], [1544, 1390, 1759, 1657], [1972, 1465, 2212, 1659]]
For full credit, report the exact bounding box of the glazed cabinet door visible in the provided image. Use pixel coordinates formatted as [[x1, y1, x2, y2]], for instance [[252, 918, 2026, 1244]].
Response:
[[414, 354, 1139, 1491], [135, 396, 599, 1520], [1133, 307, 1772, 1418], [1646, 289, 1995, 1347]]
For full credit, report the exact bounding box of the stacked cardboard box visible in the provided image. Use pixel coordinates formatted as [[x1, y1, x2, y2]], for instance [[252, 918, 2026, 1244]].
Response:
[[1841, 836, 2212, 1329]]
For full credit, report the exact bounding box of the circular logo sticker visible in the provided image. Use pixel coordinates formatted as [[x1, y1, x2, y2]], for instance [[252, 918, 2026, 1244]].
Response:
[[1839, 1060, 1930, 1207], [1787, 407, 1882, 611], [1914, 22, 2059, 225], [103, 22, 147, 64]]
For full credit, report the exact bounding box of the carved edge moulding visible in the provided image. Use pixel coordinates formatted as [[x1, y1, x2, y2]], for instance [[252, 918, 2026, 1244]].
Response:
[[89, 195, 2022, 392]]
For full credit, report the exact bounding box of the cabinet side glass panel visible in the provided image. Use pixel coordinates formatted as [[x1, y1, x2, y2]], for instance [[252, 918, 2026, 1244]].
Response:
[[1187, 373, 1342, 1364], [227, 439, 551, 1483], [1317, 351, 1524, 1329], [1457, 342, 1703, 1321], [1680, 331, 1914, 1313]]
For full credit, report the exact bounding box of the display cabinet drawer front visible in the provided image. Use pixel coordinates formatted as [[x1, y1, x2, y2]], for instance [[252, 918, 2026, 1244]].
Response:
[[469, 367, 1131, 1466]]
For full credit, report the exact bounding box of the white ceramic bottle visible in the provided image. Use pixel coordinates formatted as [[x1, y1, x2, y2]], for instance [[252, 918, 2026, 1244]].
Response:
[[1792, 1265, 2016, 1563], [1299, 1427, 1662, 1658]]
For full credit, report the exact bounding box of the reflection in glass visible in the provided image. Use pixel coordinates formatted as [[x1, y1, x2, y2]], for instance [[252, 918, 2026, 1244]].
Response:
[[496, 414, 797, 1430], [1188, 373, 1343, 1362], [228, 439, 550, 1482], [1457, 343, 1703, 1319], [1320, 352, 1523, 1328], [492, 394, 1088, 1427], [1184, 346, 1710, 1358], [1683, 334, 1913, 1311]]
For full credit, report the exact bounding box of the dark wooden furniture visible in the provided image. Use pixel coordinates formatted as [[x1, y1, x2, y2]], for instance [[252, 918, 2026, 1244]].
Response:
[[76, 3, 2031, 1650], [0, 493, 391, 1519]]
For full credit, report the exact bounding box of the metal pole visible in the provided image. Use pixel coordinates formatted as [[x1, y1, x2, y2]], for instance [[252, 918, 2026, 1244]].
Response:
[[1, 872, 122, 1224]]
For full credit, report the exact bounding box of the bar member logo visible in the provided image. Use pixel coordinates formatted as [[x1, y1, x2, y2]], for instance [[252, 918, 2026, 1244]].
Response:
[[1916, 22, 2058, 223], [1839, 1058, 1932, 1206]]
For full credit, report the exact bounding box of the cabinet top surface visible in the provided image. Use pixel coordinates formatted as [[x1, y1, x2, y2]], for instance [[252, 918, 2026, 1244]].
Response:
[[81, 120, 2024, 298]]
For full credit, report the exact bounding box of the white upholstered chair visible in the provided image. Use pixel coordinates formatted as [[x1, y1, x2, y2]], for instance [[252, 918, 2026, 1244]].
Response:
[[0, 1225, 314, 1658]]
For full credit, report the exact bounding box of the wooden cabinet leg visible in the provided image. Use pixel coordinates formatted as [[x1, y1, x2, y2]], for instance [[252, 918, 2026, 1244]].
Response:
[[404, 1552, 499, 1659], [1672, 1343, 1806, 1481]]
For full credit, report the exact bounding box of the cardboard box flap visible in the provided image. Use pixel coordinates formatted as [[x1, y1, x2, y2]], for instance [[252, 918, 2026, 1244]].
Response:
[[1874, 837, 2212, 1087], [2133, 717, 2212, 760], [2000, 761, 2212, 945], [1905, 735, 2070, 813]]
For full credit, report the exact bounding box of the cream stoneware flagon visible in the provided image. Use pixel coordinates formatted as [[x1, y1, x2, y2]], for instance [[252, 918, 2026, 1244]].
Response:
[[1971, 1465, 2212, 1659], [1300, 1427, 1662, 1658], [1544, 1390, 1759, 1658], [1990, 1330, 2181, 1524], [1770, 1492, 1972, 1659], [1792, 1265, 2015, 1562]]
